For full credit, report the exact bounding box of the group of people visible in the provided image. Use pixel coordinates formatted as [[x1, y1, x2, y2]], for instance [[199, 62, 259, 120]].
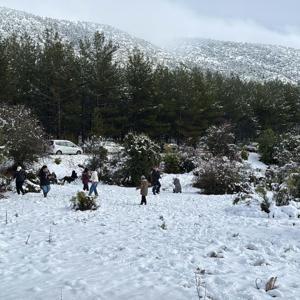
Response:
[[13, 164, 181, 204], [13, 165, 100, 198]]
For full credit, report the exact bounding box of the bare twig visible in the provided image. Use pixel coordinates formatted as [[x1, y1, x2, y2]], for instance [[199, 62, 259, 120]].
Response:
[[25, 234, 31, 245], [47, 226, 52, 243]]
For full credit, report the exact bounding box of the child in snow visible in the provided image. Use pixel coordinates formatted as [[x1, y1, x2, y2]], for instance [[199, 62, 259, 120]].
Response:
[[14, 166, 26, 195], [138, 175, 150, 205], [173, 177, 182, 193], [89, 170, 99, 197], [82, 168, 90, 191], [39, 165, 51, 197]]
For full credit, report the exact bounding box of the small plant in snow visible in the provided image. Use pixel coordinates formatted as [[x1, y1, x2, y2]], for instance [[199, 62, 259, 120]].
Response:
[[160, 221, 167, 230], [256, 185, 271, 213], [54, 157, 62, 165], [70, 191, 98, 211], [240, 147, 249, 160]]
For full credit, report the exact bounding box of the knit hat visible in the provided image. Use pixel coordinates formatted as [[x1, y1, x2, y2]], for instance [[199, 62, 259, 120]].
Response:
[[17, 166, 22, 171], [141, 175, 146, 180]]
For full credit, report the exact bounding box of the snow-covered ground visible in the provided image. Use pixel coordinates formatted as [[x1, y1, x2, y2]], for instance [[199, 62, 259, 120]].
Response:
[[1, 156, 300, 300]]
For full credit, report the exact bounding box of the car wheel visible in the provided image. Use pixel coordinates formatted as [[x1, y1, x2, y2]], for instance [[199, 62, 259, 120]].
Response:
[[76, 150, 82, 155], [56, 150, 62, 155]]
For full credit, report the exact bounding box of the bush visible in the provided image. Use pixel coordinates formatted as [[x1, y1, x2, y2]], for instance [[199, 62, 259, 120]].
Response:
[[70, 191, 98, 211], [273, 130, 300, 166], [194, 157, 249, 194], [257, 129, 277, 164], [0, 105, 46, 164], [123, 133, 160, 186], [54, 157, 62, 165], [85, 136, 108, 171], [240, 148, 249, 160], [163, 153, 181, 174], [202, 123, 238, 160]]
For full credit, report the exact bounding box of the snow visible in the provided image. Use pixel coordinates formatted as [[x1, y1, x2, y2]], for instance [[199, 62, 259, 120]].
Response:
[[1, 158, 300, 299], [247, 152, 267, 178]]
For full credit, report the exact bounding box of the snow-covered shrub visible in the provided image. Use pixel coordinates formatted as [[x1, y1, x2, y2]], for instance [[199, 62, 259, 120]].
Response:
[[240, 147, 249, 160], [70, 191, 98, 211], [0, 105, 46, 164], [123, 133, 160, 186], [274, 171, 300, 206], [255, 185, 272, 213], [273, 130, 300, 166], [85, 136, 108, 171], [202, 123, 239, 161], [194, 157, 250, 194], [257, 129, 278, 164]]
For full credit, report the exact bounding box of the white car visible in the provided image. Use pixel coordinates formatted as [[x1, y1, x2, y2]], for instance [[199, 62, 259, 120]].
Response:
[[48, 140, 83, 155]]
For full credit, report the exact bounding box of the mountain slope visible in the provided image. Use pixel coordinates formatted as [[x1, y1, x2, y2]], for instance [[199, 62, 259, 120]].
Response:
[[1, 6, 300, 83], [168, 38, 300, 84], [0, 6, 178, 67]]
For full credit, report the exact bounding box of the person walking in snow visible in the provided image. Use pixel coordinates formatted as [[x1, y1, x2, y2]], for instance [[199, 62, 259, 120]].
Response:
[[82, 168, 90, 191], [173, 177, 182, 193], [151, 167, 161, 195], [14, 166, 26, 195], [138, 175, 150, 205], [39, 165, 51, 198], [89, 170, 99, 197]]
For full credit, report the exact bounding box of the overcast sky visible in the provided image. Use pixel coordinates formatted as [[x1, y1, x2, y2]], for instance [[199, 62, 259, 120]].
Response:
[[1, 0, 300, 48]]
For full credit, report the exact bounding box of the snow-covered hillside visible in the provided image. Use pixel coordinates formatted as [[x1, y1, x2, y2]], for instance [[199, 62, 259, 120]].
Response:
[[1, 6, 300, 83], [168, 38, 300, 84], [0, 7, 177, 67], [1, 155, 300, 299]]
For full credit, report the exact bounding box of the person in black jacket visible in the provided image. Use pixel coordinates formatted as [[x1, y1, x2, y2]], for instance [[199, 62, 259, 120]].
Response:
[[14, 166, 26, 195], [151, 167, 161, 195], [39, 165, 51, 197]]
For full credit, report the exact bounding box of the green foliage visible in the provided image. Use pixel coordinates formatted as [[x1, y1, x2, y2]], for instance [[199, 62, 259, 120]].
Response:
[[257, 129, 278, 164], [163, 153, 181, 174], [123, 133, 160, 186], [240, 148, 249, 160], [0, 31, 299, 142], [203, 123, 239, 160], [273, 130, 300, 166], [70, 191, 98, 211], [54, 157, 62, 165]]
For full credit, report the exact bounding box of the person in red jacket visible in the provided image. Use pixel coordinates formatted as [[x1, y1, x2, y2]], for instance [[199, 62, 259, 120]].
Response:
[[82, 168, 90, 191]]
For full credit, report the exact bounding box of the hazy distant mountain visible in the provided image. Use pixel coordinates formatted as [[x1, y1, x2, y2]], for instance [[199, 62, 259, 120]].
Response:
[[1, 6, 300, 83], [168, 38, 300, 84]]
